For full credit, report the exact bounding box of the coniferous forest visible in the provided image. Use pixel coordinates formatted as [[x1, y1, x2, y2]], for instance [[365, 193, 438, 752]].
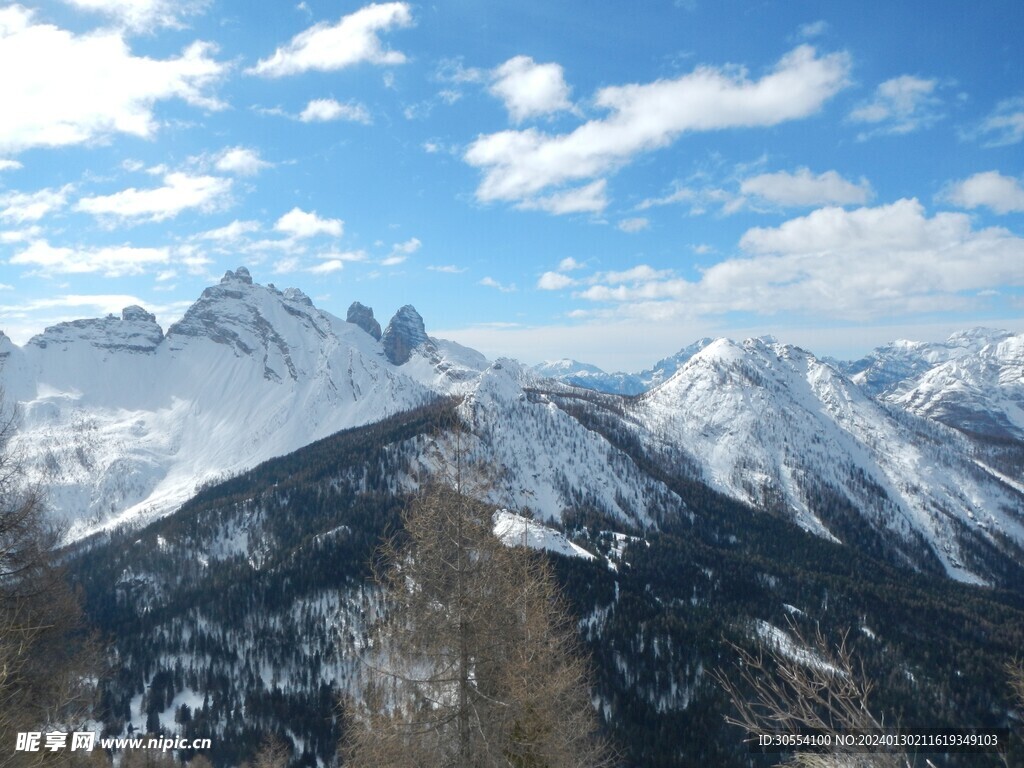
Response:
[[60, 396, 1024, 768]]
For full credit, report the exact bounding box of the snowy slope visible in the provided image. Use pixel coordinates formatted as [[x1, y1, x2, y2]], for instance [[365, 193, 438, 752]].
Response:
[[844, 328, 1013, 398], [887, 333, 1024, 440], [1, 267, 677, 539], [632, 337, 1024, 583], [3, 268, 439, 537]]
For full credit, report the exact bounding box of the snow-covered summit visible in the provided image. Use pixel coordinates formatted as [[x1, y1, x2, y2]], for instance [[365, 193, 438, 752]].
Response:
[[632, 335, 1024, 583], [0, 269, 455, 537]]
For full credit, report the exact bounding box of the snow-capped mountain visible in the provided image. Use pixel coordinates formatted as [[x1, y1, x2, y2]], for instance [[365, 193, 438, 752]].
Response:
[[2, 268, 465, 537], [1, 268, 675, 538], [884, 333, 1024, 441], [842, 328, 1014, 397], [533, 338, 713, 395], [629, 337, 1024, 583], [4, 268, 1024, 584]]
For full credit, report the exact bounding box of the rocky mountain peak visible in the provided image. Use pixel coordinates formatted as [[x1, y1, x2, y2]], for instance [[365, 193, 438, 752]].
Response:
[[381, 305, 430, 365], [221, 266, 254, 285], [347, 302, 382, 341]]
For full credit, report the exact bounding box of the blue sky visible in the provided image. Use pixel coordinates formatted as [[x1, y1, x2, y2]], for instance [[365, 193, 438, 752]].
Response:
[[0, 0, 1022, 371]]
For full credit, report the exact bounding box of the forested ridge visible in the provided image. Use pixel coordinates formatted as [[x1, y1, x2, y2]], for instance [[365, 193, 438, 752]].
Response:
[[65, 396, 1024, 767]]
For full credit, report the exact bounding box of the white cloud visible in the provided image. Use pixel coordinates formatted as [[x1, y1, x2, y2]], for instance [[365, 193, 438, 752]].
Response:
[[427, 264, 466, 273], [974, 97, 1024, 147], [60, 0, 207, 31], [248, 2, 413, 77], [517, 179, 608, 215], [849, 75, 942, 137], [798, 20, 829, 38], [274, 207, 343, 238], [617, 217, 650, 233], [76, 172, 232, 222], [558, 257, 584, 272], [10, 239, 169, 276], [567, 200, 1024, 322], [317, 249, 367, 263], [380, 236, 421, 266], [308, 259, 344, 274], [941, 171, 1024, 214], [0, 226, 42, 243], [465, 46, 849, 209], [740, 168, 872, 206], [299, 98, 372, 124], [636, 186, 696, 210], [537, 271, 576, 290], [0, 6, 227, 153], [479, 276, 516, 292], [0, 159, 21, 171], [196, 219, 261, 242], [215, 147, 272, 176], [0, 185, 71, 223], [489, 55, 574, 123]]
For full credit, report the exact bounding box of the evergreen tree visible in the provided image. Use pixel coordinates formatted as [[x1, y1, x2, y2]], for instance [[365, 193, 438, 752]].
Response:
[[344, 470, 611, 768]]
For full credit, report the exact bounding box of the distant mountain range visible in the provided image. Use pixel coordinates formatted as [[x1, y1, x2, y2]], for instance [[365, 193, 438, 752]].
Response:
[[3, 268, 1024, 586]]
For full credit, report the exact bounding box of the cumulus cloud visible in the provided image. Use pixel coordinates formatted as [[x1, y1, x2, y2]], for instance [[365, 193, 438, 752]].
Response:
[[489, 56, 574, 123], [740, 168, 872, 206], [941, 171, 1024, 214], [0, 185, 72, 223], [849, 75, 942, 138], [0, 159, 21, 172], [248, 2, 412, 77], [973, 97, 1024, 147], [274, 207, 344, 238], [215, 147, 272, 176], [76, 172, 232, 222], [0, 6, 226, 153], [59, 0, 208, 31], [570, 200, 1024, 321], [465, 46, 850, 211], [10, 239, 169, 276], [299, 98, 372, 124]]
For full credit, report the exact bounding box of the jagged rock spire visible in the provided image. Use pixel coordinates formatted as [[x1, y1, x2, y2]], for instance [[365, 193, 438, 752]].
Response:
[[381, 305, 429, 365], [347, 302, 382, 341]]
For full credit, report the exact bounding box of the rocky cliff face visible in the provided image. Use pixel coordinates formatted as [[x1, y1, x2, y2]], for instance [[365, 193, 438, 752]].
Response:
[[381, 304, 431, 365], [346, 301, 382, 341]]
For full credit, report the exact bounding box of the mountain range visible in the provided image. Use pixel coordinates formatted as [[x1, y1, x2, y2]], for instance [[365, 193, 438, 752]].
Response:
[[8, 269, 1023, 766], [4, 268, 1023, 587]]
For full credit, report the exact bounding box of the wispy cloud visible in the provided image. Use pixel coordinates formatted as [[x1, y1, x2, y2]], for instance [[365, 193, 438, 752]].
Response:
[[0, 185, 72, 223], [10, 240, 170, 277], [479, 276, 516, 292], [849, 75, 943, 138], [971, 96, 1024, 147], [76, 172, 233, 223], [59, 0, 209, 32]]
